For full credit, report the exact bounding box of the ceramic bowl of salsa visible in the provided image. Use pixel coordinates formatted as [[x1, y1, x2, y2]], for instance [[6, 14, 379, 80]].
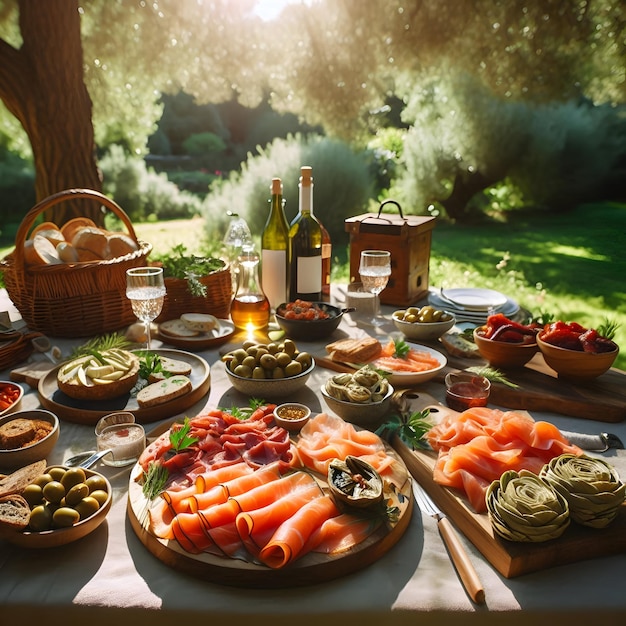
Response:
[[444, 371, 491, 412], [275, 301, 347, 340]]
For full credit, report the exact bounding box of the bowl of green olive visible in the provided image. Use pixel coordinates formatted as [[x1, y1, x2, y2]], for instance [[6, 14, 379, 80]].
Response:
[[392, 306, 456, 341], [222, 339, 315, 399], [2, 465, 112, 548]]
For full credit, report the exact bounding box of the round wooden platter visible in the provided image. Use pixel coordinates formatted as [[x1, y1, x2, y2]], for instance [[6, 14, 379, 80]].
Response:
[[157, 318, 235, 351], [127, 430, 413, 588], [37, 349, 211, 425]]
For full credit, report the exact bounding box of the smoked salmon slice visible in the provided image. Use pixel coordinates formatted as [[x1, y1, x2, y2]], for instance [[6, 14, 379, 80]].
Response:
[[428, 406, 583, 512], [258, 495, 340, 568]]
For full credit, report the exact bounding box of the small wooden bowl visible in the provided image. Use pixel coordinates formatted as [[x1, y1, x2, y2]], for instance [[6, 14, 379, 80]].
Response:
[[537, 333, 618, 380], [0, 409, 59, 472], [473, 327, 538, 368]]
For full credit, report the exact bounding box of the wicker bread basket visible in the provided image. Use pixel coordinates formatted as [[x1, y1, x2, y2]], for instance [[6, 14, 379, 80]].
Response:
[[0, 188, 152, 337]]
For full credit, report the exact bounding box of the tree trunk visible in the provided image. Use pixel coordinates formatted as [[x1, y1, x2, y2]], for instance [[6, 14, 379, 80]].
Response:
[[439, 170, 498, 221], [0, 0, 103, 226]]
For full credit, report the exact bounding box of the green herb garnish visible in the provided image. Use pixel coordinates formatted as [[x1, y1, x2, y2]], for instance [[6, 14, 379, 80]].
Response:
[[153, 243, 224, 297], [142, 462, 169, 500], [393, 337, 411, 359], [467, 365, 519, 388], [597, 318, 620, 341], [70, 332, 133, 359], [376, 408, 434, 450], [223, 398, 267, 420], [170, 417, 199, 452]]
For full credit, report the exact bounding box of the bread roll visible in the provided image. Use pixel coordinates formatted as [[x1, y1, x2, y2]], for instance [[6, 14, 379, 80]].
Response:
[[30, 221, 61, 238], [24, 235, 62, 265], [56, 241, 79, 263], [107, 232, 138, 259], [72, 226, 109, 260], [61, 217, 97, 243], [30, 223, 65, 247], [0, 494, 31, 532]]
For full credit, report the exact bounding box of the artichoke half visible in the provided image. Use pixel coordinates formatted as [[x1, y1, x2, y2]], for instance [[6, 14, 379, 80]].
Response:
[[539, 454, 626, 529], [328, 455, 384, 509], [486, 470, 570, 543]]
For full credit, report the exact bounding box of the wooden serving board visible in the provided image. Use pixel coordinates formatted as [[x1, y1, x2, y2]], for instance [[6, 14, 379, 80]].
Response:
[[391, 401, 626, 578], [36, 349, 211, 425], [314, 343, 626, 422], [127, 423, 413, 588], [438, 350, 626, 423]]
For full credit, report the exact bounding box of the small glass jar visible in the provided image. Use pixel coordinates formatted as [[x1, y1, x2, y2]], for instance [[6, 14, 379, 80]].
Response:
[[96, 422, 146, 467], [444, 371, 491, 412]]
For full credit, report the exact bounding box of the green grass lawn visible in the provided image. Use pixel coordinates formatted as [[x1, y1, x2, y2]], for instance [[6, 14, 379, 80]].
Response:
[[2, 202, 624, 369]]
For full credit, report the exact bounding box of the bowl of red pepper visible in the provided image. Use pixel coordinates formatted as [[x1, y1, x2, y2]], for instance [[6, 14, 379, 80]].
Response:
[[275, 300, 348, 340], [537, 321, 619, 380], [473, 313, 540, 368]]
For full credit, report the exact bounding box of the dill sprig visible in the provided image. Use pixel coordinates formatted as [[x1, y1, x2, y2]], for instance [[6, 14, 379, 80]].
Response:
[[597, 318, 620, 341], [467, 365, 519, 388], [70, 332, 133, 359], [142, 462, 169, 500]]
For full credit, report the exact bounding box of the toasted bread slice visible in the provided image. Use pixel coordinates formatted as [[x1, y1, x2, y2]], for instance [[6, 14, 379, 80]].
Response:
[[0, 460, 46, 499], [0, 494, 31, 532], [326, 337, 382, 363]]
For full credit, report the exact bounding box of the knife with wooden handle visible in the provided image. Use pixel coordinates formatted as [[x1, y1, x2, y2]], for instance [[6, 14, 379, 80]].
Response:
[[412, 479, 485, 604]]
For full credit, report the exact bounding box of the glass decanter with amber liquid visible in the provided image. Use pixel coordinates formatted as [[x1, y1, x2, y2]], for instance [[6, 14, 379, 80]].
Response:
[[230, 245, 271, 331]]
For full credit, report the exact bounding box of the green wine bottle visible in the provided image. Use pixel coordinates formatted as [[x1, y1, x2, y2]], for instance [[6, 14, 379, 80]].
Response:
[[261, 178, 289, 309], [288, 166, 322, 301]]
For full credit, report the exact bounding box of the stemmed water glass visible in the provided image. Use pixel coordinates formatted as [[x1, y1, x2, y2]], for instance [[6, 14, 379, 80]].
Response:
[[126, 267, 166, 349], [358, 250, 392, 326]]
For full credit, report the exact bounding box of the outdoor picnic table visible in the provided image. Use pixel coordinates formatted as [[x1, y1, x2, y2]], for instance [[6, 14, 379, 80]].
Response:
[[1, 286, 625, 626]]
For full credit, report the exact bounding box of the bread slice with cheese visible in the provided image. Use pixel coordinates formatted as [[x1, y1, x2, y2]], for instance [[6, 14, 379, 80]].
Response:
[[147, 356, 193, 383], [440, 332, 481, 359], [137, 375, 193, 408]]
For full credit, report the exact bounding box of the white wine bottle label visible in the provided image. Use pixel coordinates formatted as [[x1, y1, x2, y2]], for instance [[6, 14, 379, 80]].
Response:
[[261, 249, 287, 308], [296, 255, 322, 295]]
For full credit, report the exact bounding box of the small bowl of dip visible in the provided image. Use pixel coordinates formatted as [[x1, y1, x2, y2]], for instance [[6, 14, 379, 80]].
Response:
[[273, 403, 311, 432], [444, 371, 491, 412]]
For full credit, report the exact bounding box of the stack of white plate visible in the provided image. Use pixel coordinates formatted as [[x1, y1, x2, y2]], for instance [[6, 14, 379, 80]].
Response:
[[428, 287, 519, 325]]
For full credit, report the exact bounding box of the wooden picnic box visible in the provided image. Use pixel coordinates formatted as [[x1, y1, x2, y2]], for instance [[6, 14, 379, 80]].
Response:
[[345, 200, 436, 307]]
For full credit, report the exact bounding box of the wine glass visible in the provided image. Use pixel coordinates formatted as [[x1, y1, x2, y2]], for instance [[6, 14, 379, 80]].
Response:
[[126, 266, 166, 349], [358, 250, 391, 326]]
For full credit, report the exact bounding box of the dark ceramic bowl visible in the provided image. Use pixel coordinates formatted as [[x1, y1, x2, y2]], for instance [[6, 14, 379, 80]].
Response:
[[275, 302, 349, 340]]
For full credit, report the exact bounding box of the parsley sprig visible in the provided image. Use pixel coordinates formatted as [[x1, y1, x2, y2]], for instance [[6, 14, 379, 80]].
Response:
[[376, 408, 433, 450], [393, 337, 411, 359]]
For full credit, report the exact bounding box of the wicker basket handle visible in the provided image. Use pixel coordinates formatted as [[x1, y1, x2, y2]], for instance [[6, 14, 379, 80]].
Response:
[[12, 188, 140, 267]]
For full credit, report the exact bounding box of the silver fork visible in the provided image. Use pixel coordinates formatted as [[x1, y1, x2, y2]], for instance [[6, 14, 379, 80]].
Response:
[[413, 480, 485, 604]]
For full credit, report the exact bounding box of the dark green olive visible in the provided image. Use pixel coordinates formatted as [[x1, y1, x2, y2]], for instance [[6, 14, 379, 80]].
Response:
[[22, 483, 44, 507], [259, 353, 277, 370], [52, 506, 80, 528], [29, 504, 53, 532], [42, 480, 66, 504], [65, 482, 90, 506], [47, 467, 67, 482], [61, 467, 87, 490], [234, 364, 252, 378], [85, 475, 107, 494], [90, 490, 109, 506], [285, 361, 303, 377], [74, 496, 101, 520]]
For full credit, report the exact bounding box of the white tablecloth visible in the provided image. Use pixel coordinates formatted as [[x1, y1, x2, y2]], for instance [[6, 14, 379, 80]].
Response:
[[1, 288, 625, 626]]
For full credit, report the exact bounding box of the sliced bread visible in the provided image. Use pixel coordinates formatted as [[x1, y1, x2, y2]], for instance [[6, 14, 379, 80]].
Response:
[[326, 336, 382, 364], [0, 460, 46, 498], [159, 319, 200, 338], [137, 375, 193, 408], [0, 494, 31, 532], [440, 332, 481, 359], [148, 356, 193, 383], [181, 313, 218, 332]]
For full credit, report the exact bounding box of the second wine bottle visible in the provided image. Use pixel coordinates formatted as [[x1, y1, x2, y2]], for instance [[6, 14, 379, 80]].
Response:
[[288, 166, 322, 301]]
